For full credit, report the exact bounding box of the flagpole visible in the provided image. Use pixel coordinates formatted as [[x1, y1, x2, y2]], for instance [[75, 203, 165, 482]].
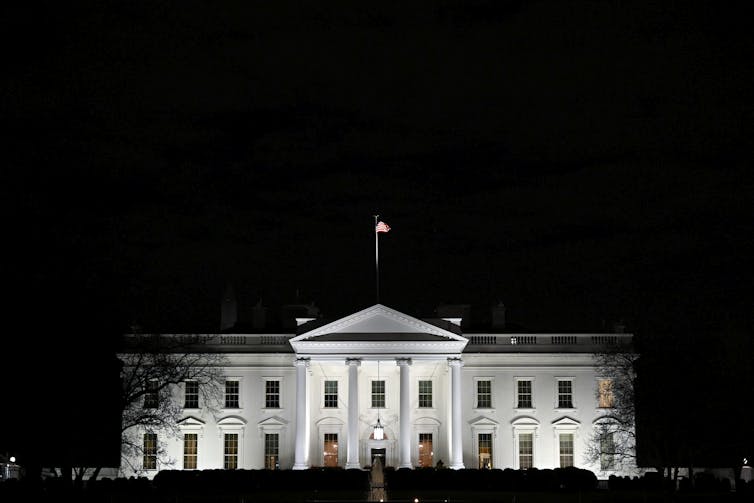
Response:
[[374, 214, 380, 304]]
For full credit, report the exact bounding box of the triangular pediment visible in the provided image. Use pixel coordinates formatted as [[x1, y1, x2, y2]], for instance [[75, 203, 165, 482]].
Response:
[[291, 304, 466, 342], [258, 416, 288, 427], [469, 416, 500, 427]]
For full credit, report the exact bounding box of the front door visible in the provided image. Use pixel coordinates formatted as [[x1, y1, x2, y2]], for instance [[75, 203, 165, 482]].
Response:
[[371, 448, 386, 466], [418, 433, 433, 467]]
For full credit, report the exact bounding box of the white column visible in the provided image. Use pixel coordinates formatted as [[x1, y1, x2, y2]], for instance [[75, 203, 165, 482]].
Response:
[[293, 358, 310, 470], [397, 358, 412, 469], [346, 358, 361, 469], [449, 357, 465, 469]]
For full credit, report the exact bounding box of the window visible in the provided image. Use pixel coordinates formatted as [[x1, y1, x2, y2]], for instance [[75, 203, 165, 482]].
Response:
[[557, 380, 574, 408], [600, 432, 615, 470], [225, 380, 239, 408], [143, 433, 157, 470], [418, 380, 433, 408], [418, 433, 433, 467], [264, 433, 279, 470], [478, 433, 493, 469], [224, 433, 238, 469], [518, 433, 533, 469], [323, 433, 338, 467], [265, 380, 280, 408], [324, 380, 338, 408], [559, 433, 574, 467], [371, 380, 385, 408], [144, 380, 158, 409], [183, 433, 197, 469], [517, 379, 533, 408], [184, 381, 199, 409], [598, 379, 614, 408], [477, 380, 492, 408]]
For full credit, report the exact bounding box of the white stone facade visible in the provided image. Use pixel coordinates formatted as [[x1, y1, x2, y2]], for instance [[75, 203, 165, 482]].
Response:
[[121, 304, 634, 478]]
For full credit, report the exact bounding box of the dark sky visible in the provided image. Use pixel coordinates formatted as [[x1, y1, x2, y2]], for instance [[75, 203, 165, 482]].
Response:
[[1, 2, 753, 460]]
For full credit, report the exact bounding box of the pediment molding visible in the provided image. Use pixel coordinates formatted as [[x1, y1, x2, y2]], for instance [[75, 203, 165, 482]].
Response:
[[511, 415, 540, 427], [291, 304, 466, 342], [258, 416, 288, 427], [469, 416, 499, 427]]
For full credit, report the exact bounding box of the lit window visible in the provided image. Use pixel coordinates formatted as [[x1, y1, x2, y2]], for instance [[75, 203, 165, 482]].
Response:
[[224, 433, 238, 469], [143, 433, 157, 470], [598, 379, 614, 408], [143, 380, 158, 409], [477, 380, 492, 408], [517, 380, 533, 408], [418, 380, 433, 408], [559, 433, 574, 467], [225, 380, 240, 408], [183, 433, 197, 469], [600, 432, 615, 470], [557, 380, 574, 408], [371, 380, 385, 408], [324, 380, 338, 408], [265, 380, 280, 408], [323, 433, 338, 467], [518, 433, 533, 469], [418, 433, 433, 467], [264, 433, 279, 470], [478, 433, 493, 469]]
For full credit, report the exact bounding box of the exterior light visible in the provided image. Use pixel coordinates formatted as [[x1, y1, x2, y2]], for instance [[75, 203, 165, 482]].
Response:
[[9, 456, 16, 463], [373, 417, 384, 440]]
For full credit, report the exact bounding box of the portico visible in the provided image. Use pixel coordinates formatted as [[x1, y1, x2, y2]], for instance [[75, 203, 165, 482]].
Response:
[[289, 304, 468, 469]]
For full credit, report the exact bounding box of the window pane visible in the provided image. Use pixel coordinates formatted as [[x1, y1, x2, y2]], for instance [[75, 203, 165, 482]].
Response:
[[265, 433, 279, 470], [184, 433, 197, 470], [224, 433, 238, 469], [143, 433, 157, 470], [418, 380, 433, 408], [558, 380, 573, 408], [185, 381, 199, 409], [477, 380, 491, 408], [371, 380, 385, 408], [519, 433, 533, 469], [324, 380, 338, 408], [517, 380, 532, 408], [266, 380, 280, 408], [600, 432, 615, 470], [598, 379, 614, 408], [144, 380, 158, 409], [479, 433, 493, 469], [559, 433, 574, 467], [225, 380, 239, 408]]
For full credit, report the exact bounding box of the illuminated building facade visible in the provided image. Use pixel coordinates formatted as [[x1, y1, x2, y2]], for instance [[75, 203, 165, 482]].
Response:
[[120, 303, 634, 477]]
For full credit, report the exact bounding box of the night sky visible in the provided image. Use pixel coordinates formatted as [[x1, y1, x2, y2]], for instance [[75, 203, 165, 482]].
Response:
[[2, 1, 753, 467]]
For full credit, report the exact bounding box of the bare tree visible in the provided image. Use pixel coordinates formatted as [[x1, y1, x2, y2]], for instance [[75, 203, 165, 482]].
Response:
[[118, 334, 226, 476], [585, 351, 639, 474]]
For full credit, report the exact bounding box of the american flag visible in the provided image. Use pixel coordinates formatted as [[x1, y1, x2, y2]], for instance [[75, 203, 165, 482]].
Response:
[[375, 221, 391, 233]]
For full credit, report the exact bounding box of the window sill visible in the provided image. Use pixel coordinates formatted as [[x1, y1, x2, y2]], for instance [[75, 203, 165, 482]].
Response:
[[474, 408, 495, 413]]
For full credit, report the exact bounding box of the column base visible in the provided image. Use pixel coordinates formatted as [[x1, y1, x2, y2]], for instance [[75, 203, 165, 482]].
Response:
[[345, 462, 361, 470], [450, 462, 465, 470], [398, 463, 413, 469], [292, 463, 309, 470]]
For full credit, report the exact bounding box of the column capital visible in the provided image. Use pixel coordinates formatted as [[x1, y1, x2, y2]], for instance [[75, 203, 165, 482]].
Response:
[[294, 357, 310, 368], [447, 357, 464, 367], [345, 358, 362, 367], [395, 357, 412, 367]]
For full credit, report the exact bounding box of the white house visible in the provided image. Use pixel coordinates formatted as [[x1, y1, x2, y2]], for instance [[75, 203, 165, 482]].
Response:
[[120, 303, 634, 478]]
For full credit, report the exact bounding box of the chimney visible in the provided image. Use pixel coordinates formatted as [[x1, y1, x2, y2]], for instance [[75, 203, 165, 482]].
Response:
[[491, 301, 506, 330], [220, 283, 237, 331], [252, 299, 267, 330]]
